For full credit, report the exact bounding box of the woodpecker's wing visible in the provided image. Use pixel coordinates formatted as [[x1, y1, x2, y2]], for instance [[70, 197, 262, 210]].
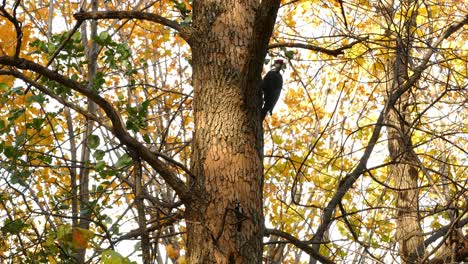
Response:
[[261, 70, 283, 117], [261, 71, 283, 104], [260, 71, 283, 93]]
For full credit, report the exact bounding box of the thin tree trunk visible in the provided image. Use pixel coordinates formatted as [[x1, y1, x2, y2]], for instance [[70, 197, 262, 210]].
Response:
[[132, 155, 151, 263], [65, 107, 79, 227], [76, 0, 99, 262]]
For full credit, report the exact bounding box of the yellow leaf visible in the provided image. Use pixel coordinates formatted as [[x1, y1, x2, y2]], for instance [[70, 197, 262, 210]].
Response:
[[177, 255, 187, 264], [47, 256, 57, 264]]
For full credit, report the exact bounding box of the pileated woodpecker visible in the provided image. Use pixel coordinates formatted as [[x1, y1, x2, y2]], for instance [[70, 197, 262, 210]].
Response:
[[261, 59, 284, 120]]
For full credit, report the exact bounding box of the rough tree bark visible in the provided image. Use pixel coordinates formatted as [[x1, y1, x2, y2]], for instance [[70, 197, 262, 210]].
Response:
[[378, 0, 424, 262], [185, 1, 280, 263]]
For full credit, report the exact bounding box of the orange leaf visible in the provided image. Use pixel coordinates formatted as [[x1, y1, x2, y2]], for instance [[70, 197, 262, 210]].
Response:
[[165, 244, 179, 260], [72, 227, 94, 249]]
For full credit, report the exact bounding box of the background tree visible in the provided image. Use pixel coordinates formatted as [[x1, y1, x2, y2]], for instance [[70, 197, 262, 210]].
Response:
[[378, 0, 424, 261], [0, 0, 467, 263]]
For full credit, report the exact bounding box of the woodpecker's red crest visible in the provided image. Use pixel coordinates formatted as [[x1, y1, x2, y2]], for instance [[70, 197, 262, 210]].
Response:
[[273, 59, 285, 71]]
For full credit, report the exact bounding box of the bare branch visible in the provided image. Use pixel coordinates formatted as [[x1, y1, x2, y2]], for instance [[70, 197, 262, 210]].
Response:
[[264, 228, 335, 264], [73, 11, 193, 44], [115, 212, 183, 242], [268, 37, 369, 57], [337, 0, 348, 29]]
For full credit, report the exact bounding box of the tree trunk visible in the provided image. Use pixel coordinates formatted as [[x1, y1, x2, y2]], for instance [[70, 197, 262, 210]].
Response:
[[379, 0, 424, 262], [387, 107, 424, 262], [185, 1, 279, 262], [76, 1, 99, 262]]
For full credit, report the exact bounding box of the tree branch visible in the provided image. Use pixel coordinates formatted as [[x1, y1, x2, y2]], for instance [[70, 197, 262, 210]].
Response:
[[264, 228, 335, 264], [268, 37, 368, 57], [115, 212, 183, 242], [246, 0, 281, 77], [73, 11, 193, 44], [424, 217, 468, 248], [0, 2, 22, 58], [410, 216, 468, 262], [0, 56, 192, 202]]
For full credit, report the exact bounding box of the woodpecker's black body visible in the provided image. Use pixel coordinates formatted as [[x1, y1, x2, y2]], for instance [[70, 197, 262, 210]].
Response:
[[261, 60, 284, 120]]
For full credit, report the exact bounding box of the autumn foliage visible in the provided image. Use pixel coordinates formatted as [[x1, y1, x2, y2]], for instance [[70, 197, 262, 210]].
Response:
[[0, 0, 467, 263]]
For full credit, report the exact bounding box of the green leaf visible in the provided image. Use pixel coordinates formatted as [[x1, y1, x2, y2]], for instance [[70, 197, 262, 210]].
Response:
[[93, 71, 106, 90], [10, 170, 31, 186], [142, 134, 151, 143], [88, 135, 100, 149], [284, 50, 295, 59], [2, 219, 27, 235], [56, 224, 72, 245], [96, 185, 104, 193], [0, 120, 6, 132], [140, 100, 150, 115], [98, 31, 110, 43], [110, 223, 120, 234], [11, 87, 23, 95], [181, 15, 192, 26], [126, 119, 138, 132], [15, 132, 26, 146], [32, 118, 45, 130], [0, 83, 9, 91], [96, 160, 106, 171], [59, 204, 70, 209], [115, 154, 133, 169], [102, 249, 136, 264], [8, 108, 25, 121], [93, 150, 106, 160], [71, 32, 81, 42], [32, 93, 46, 103], [39, 155, 53, 164], [0, 192, 6, 202], [3, 145, 17, 158], [104, 215, 113, 225]]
